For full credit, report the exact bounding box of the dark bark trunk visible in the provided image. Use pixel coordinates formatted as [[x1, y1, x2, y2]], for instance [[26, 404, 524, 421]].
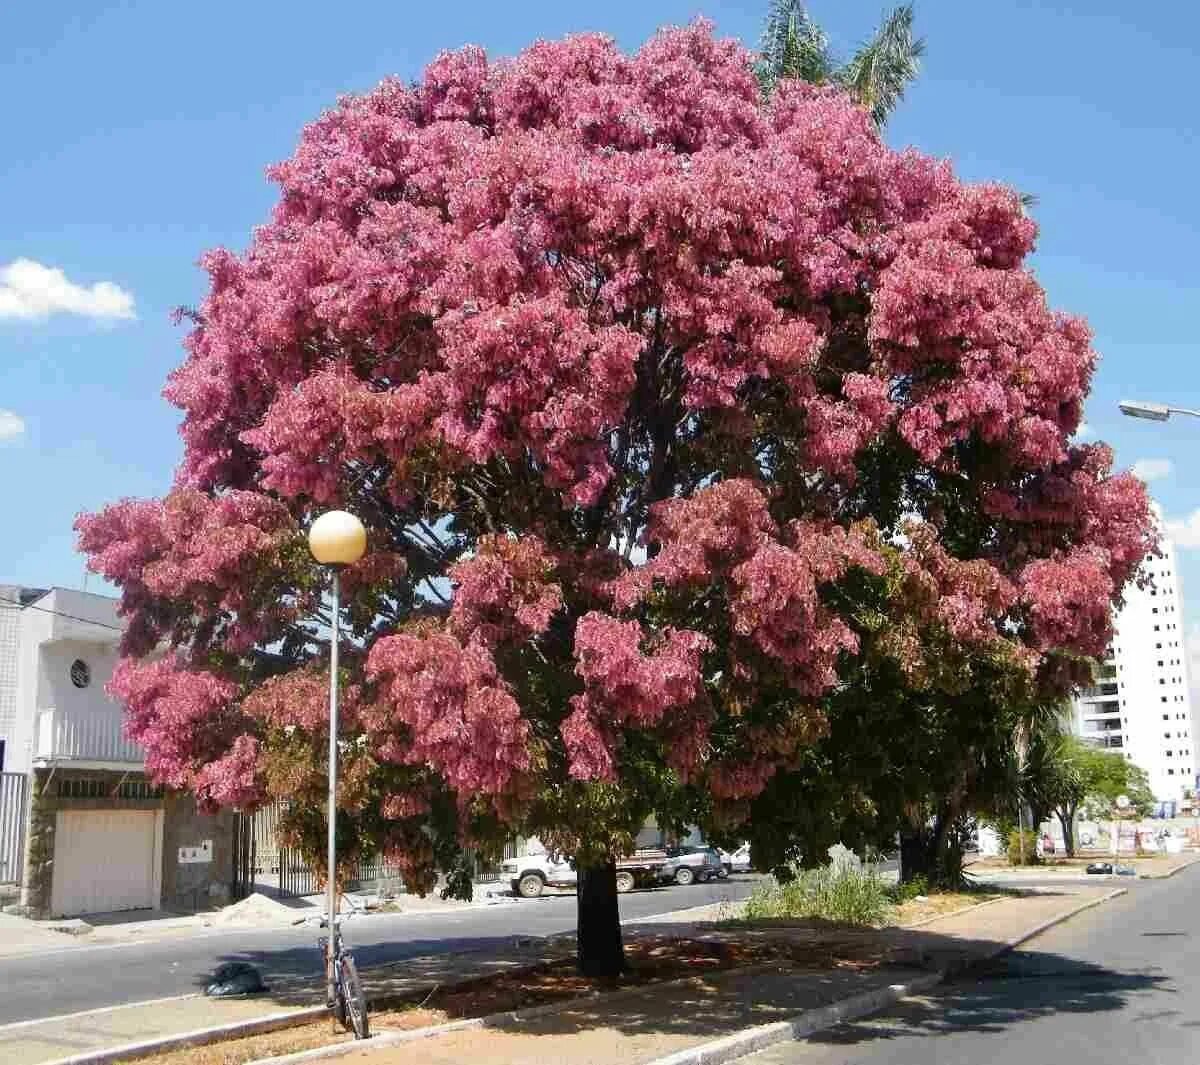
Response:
[[1058, 807, 1077, 857], [899, 808, 957, 886], [576, 861, 625, 978], [899, 830, 934, 884]]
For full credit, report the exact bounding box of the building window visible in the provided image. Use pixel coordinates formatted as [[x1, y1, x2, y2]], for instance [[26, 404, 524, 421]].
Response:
[[1155, 625, 1161, 632], [69, 659, 91, 689], [1163, 697, 1169, 703], [1159, 660, 1165, 666], [1169, 769, 1175, 775], [1164, 714, 1170, 720]]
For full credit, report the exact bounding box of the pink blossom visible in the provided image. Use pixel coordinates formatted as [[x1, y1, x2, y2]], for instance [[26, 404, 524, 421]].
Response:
[[365, 631, 532, 795], [449, 534, 562, 647]]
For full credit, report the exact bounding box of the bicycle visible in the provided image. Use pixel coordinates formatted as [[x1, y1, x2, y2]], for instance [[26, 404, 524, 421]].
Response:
[[319, 922, 369, 1039]]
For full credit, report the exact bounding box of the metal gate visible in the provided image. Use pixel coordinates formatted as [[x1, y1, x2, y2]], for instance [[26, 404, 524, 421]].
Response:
[[232, 801, 513, 899], [0, 773, 28, 886]]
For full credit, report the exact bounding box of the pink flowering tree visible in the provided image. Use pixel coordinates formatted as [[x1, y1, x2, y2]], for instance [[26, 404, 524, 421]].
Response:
[[78, 21, 1154, 975]]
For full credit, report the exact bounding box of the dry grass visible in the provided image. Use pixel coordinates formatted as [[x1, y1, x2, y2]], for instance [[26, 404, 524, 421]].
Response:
[[892, 890, 1002, 926]]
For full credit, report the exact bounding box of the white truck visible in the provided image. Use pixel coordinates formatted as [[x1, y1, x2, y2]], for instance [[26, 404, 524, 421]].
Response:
[[501, 842, 669, 898]]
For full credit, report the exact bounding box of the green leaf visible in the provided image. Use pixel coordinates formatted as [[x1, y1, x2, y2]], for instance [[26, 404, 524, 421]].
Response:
[[757, 0, 834, 94], [835, 4, 925, 126]]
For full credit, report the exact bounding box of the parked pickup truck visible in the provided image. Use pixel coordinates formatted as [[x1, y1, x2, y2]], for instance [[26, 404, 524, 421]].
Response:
[[501, 847, 669, 898]]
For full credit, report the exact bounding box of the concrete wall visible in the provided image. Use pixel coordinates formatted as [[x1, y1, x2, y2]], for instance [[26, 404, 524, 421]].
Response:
[[9, 589, 127, 773], [160, 791, 235, 912], [0, 590, 21, 770]]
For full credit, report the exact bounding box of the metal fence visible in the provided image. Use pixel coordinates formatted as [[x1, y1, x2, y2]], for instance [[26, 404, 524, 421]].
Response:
[[232, 801, 510, 901], [0, 772, 28, 886]]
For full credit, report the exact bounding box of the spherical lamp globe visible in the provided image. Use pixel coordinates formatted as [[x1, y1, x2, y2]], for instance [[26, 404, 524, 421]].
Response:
[[308, 511, 367, 566]]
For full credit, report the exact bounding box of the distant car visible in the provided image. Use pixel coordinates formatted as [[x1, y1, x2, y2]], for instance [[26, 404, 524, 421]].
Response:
[[658, 845, 724, 886], [719, 844, 752, 875], [500, 844, 668, 897]]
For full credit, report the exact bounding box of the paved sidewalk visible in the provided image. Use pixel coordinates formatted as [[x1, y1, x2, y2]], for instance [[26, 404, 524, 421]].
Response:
[[0, 914, 83, 960], [0, 943, 567, 1065], [965, 851, 1199, 883], [326, 887, 1119, 1065]]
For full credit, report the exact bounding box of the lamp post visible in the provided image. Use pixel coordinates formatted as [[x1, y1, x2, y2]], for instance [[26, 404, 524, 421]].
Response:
[[1119, 399, 1200, 422], [307, 510, 367, 1009]]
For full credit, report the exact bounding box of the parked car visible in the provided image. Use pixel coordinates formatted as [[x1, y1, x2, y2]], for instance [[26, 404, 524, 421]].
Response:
[[719, 843, 752, 875], [657, 845, 724, 886], [500, 844, 667, 898]]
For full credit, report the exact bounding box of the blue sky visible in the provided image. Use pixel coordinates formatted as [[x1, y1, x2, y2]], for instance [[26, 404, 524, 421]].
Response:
[[3, 1, 1200, 652]]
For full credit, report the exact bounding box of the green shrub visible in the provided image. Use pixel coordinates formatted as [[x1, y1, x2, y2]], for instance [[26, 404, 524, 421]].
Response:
[[1006, 829, 1041, 866], [743, 862, 892, 925], [892, 874, 929, 903]]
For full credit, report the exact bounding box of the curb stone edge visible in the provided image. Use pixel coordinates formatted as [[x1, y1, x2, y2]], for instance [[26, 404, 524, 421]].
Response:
[[644, 886, 1128, 1065]]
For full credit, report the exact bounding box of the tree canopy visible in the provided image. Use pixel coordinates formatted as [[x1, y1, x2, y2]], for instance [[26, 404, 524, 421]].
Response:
[[77, 21, 1154, 963]]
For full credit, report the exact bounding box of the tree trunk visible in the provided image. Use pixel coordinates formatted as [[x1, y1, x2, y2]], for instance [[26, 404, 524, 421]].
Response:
[[899, 831, 924, 883], [899, 808, 958, 886], [1058, 807, 1076, 857], [576, 861, 625, 978]]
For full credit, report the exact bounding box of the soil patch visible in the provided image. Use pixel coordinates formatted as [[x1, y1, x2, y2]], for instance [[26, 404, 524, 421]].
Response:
[[115, 938, 828, 1065]]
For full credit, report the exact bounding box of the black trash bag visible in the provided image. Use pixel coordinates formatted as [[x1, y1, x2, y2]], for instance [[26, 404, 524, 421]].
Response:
[[205, 961, 269, 997], [1085, 862, 1113, 875]]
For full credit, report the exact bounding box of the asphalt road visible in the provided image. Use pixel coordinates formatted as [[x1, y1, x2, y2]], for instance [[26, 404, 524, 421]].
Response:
[[740, 866, 1200, 1065], [0, 875, 761, 1025]]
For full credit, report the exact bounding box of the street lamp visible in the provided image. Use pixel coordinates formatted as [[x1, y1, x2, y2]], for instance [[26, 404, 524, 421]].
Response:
[[1119, 399, 1200, 422], [307, 510, 367, 1007]]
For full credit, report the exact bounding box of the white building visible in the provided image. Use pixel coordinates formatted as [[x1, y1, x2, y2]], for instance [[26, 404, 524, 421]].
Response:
[[0, 587, 138, 774], [1073, 536, 1196, 806], [0, 587, 236, 919]]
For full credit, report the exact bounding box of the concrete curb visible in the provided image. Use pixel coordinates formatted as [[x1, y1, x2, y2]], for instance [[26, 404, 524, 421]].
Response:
[[1138, 854, 1200, 879], [39, 1007, 330, 1065], [641, 887, 1128, 1065]]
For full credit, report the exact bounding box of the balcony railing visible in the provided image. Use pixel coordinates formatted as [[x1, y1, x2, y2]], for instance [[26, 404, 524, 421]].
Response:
[[34, 706, 143, 765], [1080, 683, 1119, 698]]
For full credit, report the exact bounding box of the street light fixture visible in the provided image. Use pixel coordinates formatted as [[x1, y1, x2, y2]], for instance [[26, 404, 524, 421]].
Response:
[[307, 509, 367, 1009], [1119, 399, 1200, 422]]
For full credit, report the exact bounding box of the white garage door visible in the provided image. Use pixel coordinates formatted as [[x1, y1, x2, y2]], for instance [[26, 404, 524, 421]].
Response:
[[51, 809, 161, 917]]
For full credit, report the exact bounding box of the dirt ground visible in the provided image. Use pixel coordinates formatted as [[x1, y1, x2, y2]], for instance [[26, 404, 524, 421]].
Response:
[[114, 938, 807, 1065], [891, 890, 1003, 925]]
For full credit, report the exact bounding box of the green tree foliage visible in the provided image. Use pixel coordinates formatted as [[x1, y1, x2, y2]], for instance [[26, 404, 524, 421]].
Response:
[[757, 1, 924, 125]]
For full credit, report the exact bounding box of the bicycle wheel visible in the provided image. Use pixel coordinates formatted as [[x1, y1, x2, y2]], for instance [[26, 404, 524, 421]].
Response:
[[339, 954, 370, 1040]]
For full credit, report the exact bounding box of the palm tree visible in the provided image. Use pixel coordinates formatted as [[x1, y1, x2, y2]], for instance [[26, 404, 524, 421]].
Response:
[[757, 1, 925, 127]]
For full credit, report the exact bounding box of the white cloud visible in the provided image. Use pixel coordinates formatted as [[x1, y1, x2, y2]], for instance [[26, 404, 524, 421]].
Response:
[[1132, 458, 1173, 482], [1074, 422, 1094, 440], [0, 259, 135, 322], [0, 410, 24, 441], [1166, 510, 1200, 549]]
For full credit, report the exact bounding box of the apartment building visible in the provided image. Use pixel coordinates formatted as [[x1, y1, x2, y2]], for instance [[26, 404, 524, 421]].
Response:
[[1074, 535, 1196, 805]]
